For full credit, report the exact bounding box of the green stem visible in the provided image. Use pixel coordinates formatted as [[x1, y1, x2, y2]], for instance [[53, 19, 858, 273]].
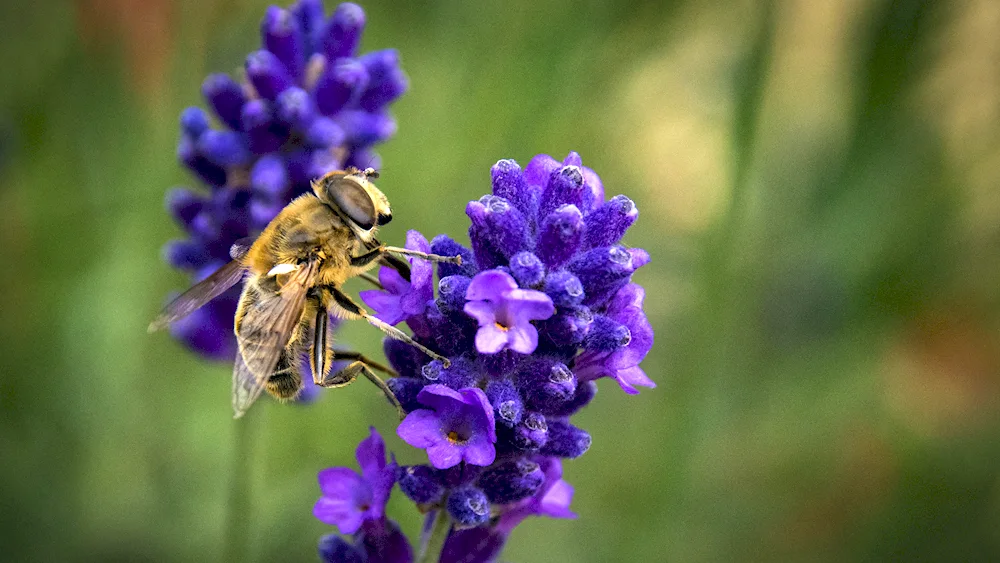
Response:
[[417, 509, 452, 563], [224, 409, 259, 563]]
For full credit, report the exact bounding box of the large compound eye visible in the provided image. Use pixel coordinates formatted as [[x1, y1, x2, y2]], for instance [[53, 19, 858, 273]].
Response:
[[325, 176, 376, 230]]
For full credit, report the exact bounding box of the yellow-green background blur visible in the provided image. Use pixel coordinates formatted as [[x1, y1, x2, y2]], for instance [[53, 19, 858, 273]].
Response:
[[2, 0, 999, 561]]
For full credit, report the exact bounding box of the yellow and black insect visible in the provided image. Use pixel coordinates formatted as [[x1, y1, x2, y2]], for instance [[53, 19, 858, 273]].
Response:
[[150, 168, 459, 418]]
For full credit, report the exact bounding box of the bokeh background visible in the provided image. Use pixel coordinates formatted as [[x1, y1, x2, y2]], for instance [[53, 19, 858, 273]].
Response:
[[2, 0, 1000, 561]]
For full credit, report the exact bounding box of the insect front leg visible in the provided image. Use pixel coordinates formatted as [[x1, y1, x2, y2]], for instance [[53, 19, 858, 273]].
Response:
[[328, 286, 451, 368], [350, 245, 462, 268]]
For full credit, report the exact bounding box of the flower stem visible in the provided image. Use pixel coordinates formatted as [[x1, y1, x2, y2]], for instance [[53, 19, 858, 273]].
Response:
[[225, 408, 260, 563], [417, 509, 451, 563]]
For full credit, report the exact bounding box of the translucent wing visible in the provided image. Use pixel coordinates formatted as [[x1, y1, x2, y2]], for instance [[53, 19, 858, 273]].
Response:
[[148, 259, 246, 332], [231, 262, 317, 418]]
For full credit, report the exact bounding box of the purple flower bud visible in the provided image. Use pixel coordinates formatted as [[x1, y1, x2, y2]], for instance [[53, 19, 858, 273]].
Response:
[[261, 6, 305, 81], [541, 420, 591, 458], [485, 379, 523, 427], [336, 110, 397, 146], [250, 198, 285, 230], [318, 534, 365, 563], [441, 527, 506, 563], [540, 305, 593, 347], [246, 49, 294, 101], [516, 359, 577, 412], [386, 376, 424, 413], [241, 99, 288, 154], [509, 251, 545, 288], [357, 50, 408, 111], [538, 165, 586, 219], [291, 0, 324, 53], [447, 486, 490, 526], [436, 275, 471, 315], [356, 519, 413, 563], [537, 204, 584, 268], [197, 130, 252, 168], [397, 465, 444, 504], [547, 380, 598, 417], [168, 298, 238, 361], [177, 136, 227, 186], [523, 153, 560, 189], [166, 187, 204, 227], [314, 58, 369, 115], [467, 195, 530, 260], [201, 73, 246, 130], [512, 412, 548, 451], [543, 270, 585, 308], [163, 239, 208, 270], [305, 117, 345, 148], [276, 87, 315, 129], [249, 155, 288, 201], [585, 314, 632, 353], [179, 107, 209, 137], [568, 245, 634, 308], [430, 235, 476, 278], [322, 2, 365, 60], [585, 194, 638, 249], [423, 356, 480, 389], [478, 458, 545, 504], [384, 338, 422, 378], [491, 158, 533, 216]]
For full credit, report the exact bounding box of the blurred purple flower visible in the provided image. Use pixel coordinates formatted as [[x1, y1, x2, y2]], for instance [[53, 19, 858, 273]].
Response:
[[159, 0, 407, 359]]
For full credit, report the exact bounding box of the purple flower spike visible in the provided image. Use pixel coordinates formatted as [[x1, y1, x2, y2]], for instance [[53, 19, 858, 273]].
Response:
[[397, 384, 497, 469], [463, 270, 555, 355], [360, 230, 433, 326], [314, 427, 397, 535]]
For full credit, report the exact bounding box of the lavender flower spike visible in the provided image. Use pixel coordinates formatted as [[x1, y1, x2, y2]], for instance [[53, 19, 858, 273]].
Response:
[[159, 1, 408, 361], [314, 427, 397, 534], [397, 384, 497, 468], [464, 269, 555, 354]]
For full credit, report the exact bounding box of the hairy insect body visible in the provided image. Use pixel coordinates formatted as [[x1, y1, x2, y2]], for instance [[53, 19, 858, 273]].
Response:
[[151, 167, 461, 418]]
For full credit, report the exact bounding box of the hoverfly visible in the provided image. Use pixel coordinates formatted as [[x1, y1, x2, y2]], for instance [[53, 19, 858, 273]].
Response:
[[150, 168, 459, 418]]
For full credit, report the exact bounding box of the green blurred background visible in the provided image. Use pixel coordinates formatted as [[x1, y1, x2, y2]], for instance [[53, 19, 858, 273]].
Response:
[[2, 0, 1000, 561]]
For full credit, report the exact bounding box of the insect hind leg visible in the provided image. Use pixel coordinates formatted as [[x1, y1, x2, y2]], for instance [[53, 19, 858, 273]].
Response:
[[319, 353, 405, 420]]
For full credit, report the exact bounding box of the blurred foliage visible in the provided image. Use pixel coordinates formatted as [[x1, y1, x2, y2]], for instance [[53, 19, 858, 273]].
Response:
[[2, 0, 1000, 561]]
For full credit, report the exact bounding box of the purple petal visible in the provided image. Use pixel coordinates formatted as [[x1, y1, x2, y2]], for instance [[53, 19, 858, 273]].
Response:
[[318, 467, 365, 498], [506, 324, 539, 355], [463, 300, 496, 326], [397, 409, 445, 448], [608, 283, 645, 314], [426, 442, 464, 469], [314, 497, 365, 535], [466, 270, 517, 301], [582, 166, 605, 205], [506, 289, 555, 323], [369, 458, 397, 521], [524, 154, 560, 187], [416, 383, 468, 411], [355, 427, 386, 482], [611, 366, 655, 394], [475, 323, 510, 354], [539, 479, 576, 519], [458, 387, 497, 442], [378, 265, 411, 294], [359, 289, 407, 325], [608, 309, 653, 369], [461, 433, 497, 466]]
